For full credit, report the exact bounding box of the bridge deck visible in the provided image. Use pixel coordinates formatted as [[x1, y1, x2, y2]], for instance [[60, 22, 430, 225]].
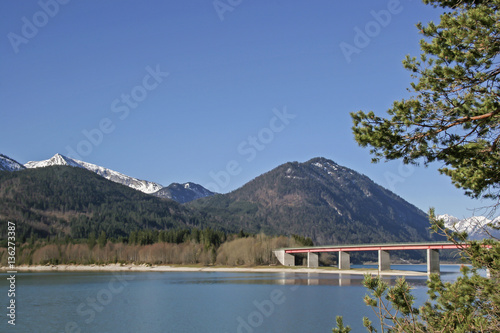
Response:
[[274, 242, 490, 274], [281, 241, 463, 254]]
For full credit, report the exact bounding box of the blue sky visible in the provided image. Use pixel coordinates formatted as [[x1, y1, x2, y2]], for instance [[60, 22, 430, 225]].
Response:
[[0, 0, 495, 218]]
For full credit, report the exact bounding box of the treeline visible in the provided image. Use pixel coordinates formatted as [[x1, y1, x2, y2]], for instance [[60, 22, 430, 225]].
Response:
[[127, 228, 226, 247], [0, 233, 311, 266]]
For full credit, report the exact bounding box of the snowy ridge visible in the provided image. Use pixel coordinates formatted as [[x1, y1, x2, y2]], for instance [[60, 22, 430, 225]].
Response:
[[25, 154, 163, 194], [0, 154, 26, 171], [25, 153, 82, 169], [74, 159, 163, 194], [152, 182, 214, 203], [438, 214, 500, 240], [22, 153, 214, 201], [311, 160, 339, 172], [182, 182, 214, 197]]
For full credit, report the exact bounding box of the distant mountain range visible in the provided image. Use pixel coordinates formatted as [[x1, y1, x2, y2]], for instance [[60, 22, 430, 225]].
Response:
[[438, 214, 500, 240], [21, 153, 214, 203], [6, 153, 491, 247]]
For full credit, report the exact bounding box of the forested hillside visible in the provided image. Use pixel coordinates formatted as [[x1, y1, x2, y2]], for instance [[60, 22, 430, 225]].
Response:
[[0, 166, 211, 242], [0, 158, 442, 250], [191, 157, 441, 245]]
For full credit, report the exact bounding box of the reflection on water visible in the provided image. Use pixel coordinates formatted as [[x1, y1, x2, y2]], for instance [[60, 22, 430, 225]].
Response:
[[155, 264, 466, 288], [0, 265, 471, 333], [14, 264, 466, 288], [276, 272, 358, 286]]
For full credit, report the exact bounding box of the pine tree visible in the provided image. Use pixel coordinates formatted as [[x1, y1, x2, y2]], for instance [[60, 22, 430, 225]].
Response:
[[336, 0, 500, 331], [87, 232, 96, 250], [97, 231, 107, 248], [338, 212, 499, 333], [351, 0, 500, 201]]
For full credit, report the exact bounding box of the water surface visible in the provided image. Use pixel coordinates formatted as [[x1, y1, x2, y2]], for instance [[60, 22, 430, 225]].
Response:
[[0, 265, 466, 332]]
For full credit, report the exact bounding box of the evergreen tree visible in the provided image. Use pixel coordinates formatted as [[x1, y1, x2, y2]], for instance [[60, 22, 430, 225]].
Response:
[[336, 0, 500, 331], [337, 212, 499, 333], [87, 232, 96, 250], [351, 0, 500, 201], [97, 231, 107, 248]]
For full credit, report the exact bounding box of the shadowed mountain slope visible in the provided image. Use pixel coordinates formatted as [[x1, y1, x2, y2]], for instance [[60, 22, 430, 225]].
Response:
[[191, 157, 438, 245]]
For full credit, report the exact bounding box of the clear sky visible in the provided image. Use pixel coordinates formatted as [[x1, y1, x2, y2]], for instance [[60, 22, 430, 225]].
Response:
[[0, 0, 495, 219]]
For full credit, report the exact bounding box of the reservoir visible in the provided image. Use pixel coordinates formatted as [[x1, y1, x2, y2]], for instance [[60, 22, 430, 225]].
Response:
[[1, 265, 467, 332]]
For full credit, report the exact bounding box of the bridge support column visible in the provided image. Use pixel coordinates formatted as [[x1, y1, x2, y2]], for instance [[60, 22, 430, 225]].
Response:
[[378, 250, 391, 271], [427, 249, 440, 274], [273, 250, 295, 266], [339, 251, 350, 270], [307, 252, 319, 268]]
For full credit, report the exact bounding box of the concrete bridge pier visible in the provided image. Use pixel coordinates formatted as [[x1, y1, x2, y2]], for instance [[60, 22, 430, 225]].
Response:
[[307, 252, 319, 268], [273, 241, 472, 275], [427, 249, 440, 274], [339, 251, 351, 270], [378, 250, 391, 271], [273, 250, 295, 266]]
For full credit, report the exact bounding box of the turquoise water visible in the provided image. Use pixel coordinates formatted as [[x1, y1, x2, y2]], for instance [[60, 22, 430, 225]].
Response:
[[0, 265, 465, 333]]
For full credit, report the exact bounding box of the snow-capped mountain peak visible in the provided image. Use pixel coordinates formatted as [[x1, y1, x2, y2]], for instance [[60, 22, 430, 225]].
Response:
[[25, 153, 82, 169], [0, 154, 26, 171], [152, 182, 215, 203], [438, 214, 500, 240], [25, 153, 163, 194], [436, 213, 459, 225], [5, 152, 216, 202]]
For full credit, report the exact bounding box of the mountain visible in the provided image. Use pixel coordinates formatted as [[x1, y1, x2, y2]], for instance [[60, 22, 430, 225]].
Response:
[[0, 166, 213, 241], [0, 154, 26, 171], [25, 153, 163, 194], [1, 155, 443, 249], [191, 157, 439, 245], [23, 153, 214, 203], [438, 214, 500, 240], [152, 182, 214, 203]]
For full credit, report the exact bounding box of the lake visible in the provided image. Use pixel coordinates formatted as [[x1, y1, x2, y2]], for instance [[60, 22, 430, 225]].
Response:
[[0, 265, 468, 333]]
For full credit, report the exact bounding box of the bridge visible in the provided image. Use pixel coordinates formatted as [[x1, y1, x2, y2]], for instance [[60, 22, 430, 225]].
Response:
[[273, 242, 467, 274]]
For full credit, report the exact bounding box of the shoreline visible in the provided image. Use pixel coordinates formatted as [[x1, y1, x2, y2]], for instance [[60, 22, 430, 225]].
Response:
[[0, 264, 430, 276]]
